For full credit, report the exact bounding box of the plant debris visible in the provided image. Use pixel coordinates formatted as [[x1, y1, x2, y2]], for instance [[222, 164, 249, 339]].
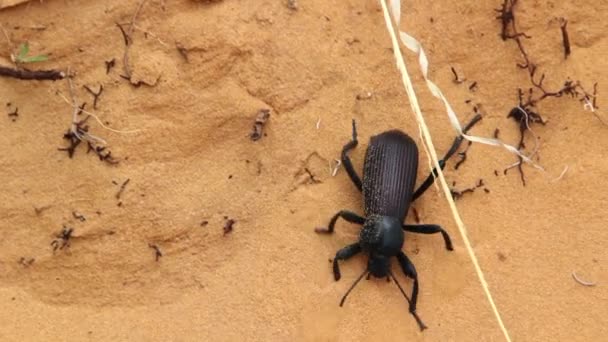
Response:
[[0, 65, 65, 80], [58, 116, 87, 158], [355, 91, 373, 100], [559, 18, 570, 59], [34, 205, 52, 215], [18, 257, 35, 267], [58, 75, 119, 164], [330, 159, 342, 177], [72, 211, 86, 222], [223, 217, 235, 235], [115, 178, 130, 200], [496, 1, 598, 111], [454, 141, 473, 170], [451, 179, 485, 200], [7, 106, 18, 121], [495, 0, 520, 41], [468, 81, 478, 92], [571, 271, 596, 287], [287, 0, 298, 11], [57, 114, 118, 165], [105, 58, 116, 74], [116, 0, 150, 86], [148, 243, 163, 261], [450, 66, 466, 84], [51, 226, 74, 252], [86, 142, 120, 164], [176, 42, 189, 62], [495, 0, 600, 185], [304, 167, 321, 184], [503, 95, 545, 186], [83, 84, 104, 109], [250, 109, 271, 141]]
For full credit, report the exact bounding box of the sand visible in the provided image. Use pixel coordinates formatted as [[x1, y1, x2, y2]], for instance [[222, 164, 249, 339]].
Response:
[[1, 0, 606, 341]]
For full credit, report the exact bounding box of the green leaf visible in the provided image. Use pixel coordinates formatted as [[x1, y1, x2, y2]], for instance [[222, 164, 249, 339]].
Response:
[[17, 42, 30, 60], [21, 55, 48, 63], [14, 42, 49, 63]]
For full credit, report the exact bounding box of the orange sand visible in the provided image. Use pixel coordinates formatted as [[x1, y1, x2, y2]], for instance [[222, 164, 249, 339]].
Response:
[[1, 1, 606, 341]]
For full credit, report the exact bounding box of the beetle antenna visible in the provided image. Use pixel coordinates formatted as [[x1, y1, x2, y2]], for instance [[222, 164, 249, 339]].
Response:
[[389, 271, 427, 331], [339, 269, 368, 307], [388, 270, 412, 305]]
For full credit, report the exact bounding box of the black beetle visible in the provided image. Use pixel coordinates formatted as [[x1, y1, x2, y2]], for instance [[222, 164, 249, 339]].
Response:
[[315, 115, 481, 330]]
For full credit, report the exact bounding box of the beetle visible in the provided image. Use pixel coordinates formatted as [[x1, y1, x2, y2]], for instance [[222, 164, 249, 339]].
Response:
[[315, 115, 481, 330]]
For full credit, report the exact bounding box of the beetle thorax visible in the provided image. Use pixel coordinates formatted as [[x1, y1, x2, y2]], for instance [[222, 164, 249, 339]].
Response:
[[359, 215, 404, 256]]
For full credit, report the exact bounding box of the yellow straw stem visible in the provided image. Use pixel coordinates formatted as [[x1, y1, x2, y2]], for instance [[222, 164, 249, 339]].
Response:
[[379, 1, 512, 341]]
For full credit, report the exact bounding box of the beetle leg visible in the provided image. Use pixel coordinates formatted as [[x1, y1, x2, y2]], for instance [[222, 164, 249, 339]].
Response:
[[396, 252, 427, 330], [411, 160, 446, 201], [402, 224, 454, 251], [332, 243, 361, 281], [341, 119, 363, 192], [315, 210, 365, 234], [397, 252, 419, 311], [411, 114, 483, 201]]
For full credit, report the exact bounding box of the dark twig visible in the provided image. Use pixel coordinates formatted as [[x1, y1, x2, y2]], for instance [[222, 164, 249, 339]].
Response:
[[0, 65, 64, 80], [118, 0, 148, 84], [454, 141, 472, 170], [148, 243, 163, 261], [119, 74, 160, 87], [59, 113, 117, 164], [7, 107, 18, 121], [497, 3, 596, 110], [451, 179, 484, 200], [496, 1, 601, 184], [468, 81, 478, 92], [304, 168, 321, 184], [450, 66, 466, 84], [86, 142, 120, 164], [116, 178, 131, 200], [559, 18, 570, 59], [58, 73, 120, 164], [504, 102, 545, 186], [58, 115, 88, 158], [105, 58, 116, 74], [77, 102, 87, 115], [116, 23, 130, 46], [83, 84, 104, 109], [223, 218, 235, 235], [495, 0, 516, 41]]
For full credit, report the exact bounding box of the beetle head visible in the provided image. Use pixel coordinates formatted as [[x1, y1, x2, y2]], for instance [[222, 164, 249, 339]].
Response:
[[368, 253, 390, 278], [339, 216, 411, 311]]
